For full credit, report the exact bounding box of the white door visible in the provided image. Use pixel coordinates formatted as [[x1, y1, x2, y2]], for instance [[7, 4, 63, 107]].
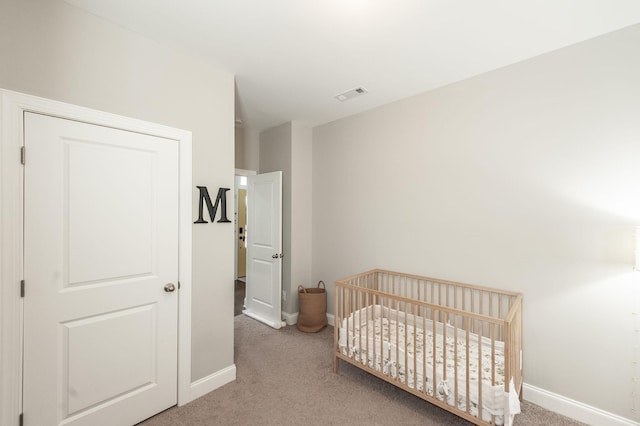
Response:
[[243, 171, 284, 329], [23, 112, 179, 426]]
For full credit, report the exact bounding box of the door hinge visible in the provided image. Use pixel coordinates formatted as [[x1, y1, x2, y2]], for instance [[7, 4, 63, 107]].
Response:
[[20, 280, 25, 298], [20, 146, 25, 165], [19, 412, 23, 426]]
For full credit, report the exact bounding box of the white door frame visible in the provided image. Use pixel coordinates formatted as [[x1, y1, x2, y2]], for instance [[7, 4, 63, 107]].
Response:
[[0, 89, 194, 426], [233, 168, 255, 280]]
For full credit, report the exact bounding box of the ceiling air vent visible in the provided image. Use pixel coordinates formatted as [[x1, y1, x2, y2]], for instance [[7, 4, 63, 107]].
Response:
[[334, 86, 368, 102]]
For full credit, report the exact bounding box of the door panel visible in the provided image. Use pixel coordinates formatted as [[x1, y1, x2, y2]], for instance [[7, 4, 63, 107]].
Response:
[[244, 171, 283, 329], [23, 112, 179, 426], [66, 141, 155, 285], [251, 259, 274, 305], [64, 304, 156, 416]]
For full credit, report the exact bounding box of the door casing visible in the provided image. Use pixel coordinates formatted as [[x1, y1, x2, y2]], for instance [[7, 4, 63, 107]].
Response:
[[233, 169, 255, 281], [0, 89, 194, 426], [237, 188, 248, 277]]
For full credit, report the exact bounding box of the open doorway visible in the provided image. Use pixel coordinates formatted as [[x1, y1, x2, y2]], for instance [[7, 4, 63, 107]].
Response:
[[234, 169, 255, 316]]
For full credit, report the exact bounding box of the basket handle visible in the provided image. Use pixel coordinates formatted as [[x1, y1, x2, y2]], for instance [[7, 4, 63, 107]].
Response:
[[298, 285, 306, 293], [317, 280, 325, 289]]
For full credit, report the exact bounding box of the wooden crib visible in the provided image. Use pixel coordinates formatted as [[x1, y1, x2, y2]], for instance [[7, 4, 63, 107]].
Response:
[[334, 270, 523, 426]]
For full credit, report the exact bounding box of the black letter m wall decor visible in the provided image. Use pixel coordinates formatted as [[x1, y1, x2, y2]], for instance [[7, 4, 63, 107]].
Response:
[[194, 186, 231, 223]]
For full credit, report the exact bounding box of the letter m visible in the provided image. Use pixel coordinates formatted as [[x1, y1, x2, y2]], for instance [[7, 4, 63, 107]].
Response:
[[194, 186, 231, 223]]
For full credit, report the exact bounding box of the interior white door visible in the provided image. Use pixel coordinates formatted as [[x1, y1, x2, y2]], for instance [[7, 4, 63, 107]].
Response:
[[23, 112, 179, 426], [243, 171, 284, 329]]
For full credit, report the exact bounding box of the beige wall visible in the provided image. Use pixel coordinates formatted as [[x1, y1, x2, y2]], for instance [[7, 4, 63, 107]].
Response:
[[290, 122, 312, 313], [313, 24, 640, 420], [0, 0, 235, 382], [235, 126, 260, 171]]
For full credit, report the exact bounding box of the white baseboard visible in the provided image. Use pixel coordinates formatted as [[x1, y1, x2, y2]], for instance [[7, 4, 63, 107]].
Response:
[[327, 313, 335, 326], [283, 311, 298, 325], [186, 364, 236, 404], [524, 383, 639, 426]]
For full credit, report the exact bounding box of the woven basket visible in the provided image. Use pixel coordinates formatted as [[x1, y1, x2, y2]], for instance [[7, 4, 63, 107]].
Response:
[[297, 281, 328, 333]]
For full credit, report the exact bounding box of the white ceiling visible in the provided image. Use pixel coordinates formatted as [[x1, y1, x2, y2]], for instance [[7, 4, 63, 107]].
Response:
[[64, 0, 640, 131]]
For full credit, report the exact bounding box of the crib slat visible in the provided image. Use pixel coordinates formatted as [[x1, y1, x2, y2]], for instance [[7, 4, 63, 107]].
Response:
[[466, 316, 470, 415], [462, 286, 466, 313], [404, 299, 409, 386], [334, 285, 339, 373], [403, 275, 406, 300], [454, 285, 458, 313], [446, 283, 450, 310], [346, 288, 350, 357], [365, 291, 369, 368], [395, 295, 400, 385], [393, 274, 396, 298], [413, 302, 417, 390], [423, 306, 427, 395], [410, 276, 414, 301], [387, 293, 392, 379], [491, 323, 496, 426], [504, 316, 512, 398], [498, 295, 503, 340], [432, 307, 437, 400], [381, 296, 384, 376], [358, 289, 362, 365], [372, 293, 376, 372], [489, 291, 493, 319], [454, 314, 459, 410], [439, 283, 444, 323], [431, 281, 435, 311], [478, 319, 483, 422], [443, 310, 447, 386], [491, 325, 496, 387]]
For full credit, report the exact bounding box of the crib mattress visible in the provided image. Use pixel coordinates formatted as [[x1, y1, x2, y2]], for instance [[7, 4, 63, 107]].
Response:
[[338, 306, 520, 424]]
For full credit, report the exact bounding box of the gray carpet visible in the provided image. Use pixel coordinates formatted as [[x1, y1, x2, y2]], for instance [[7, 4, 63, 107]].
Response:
[[141, 315, 585, 426]]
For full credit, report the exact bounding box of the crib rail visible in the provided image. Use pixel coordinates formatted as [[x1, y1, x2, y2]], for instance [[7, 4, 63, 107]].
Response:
[[333, 269, 523, 426]]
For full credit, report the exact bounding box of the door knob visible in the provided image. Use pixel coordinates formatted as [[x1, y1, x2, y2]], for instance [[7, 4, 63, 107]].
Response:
[[164, 283, 176, 293]]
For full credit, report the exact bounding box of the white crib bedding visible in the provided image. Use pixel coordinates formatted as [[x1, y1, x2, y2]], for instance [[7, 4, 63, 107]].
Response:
[[338, 305, 520, 425]]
